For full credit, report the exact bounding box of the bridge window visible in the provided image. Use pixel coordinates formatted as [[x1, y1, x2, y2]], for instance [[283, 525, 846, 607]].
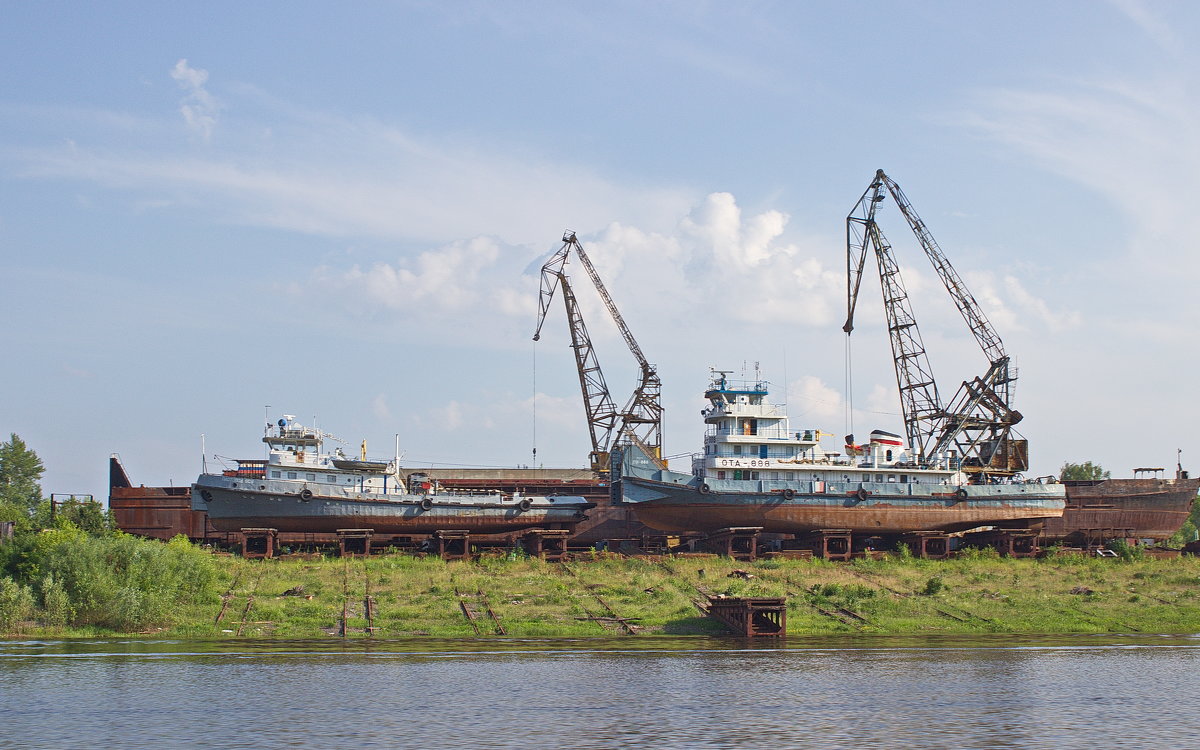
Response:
[[287, 472, 297, 479], [271, 471, 280, 478]]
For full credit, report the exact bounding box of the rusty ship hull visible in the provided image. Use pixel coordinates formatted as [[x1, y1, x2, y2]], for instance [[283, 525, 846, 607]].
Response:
[[621, 475, 1065, 535], [617, 445, 1066, 536], [1040, 477, 1199, 543]]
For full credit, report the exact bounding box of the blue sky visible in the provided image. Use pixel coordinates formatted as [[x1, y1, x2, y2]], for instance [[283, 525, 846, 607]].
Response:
[[3, 1, 1197, 496]]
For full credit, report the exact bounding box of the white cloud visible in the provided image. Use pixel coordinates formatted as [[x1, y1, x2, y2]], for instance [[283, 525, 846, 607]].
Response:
[[11, 110, 690, 245], [787, 375, 842, 426], [371, 394, 391, 421], [170, 59, 220, 140], [1108, 0, 1183, 57], [315, 236, 506, 314]]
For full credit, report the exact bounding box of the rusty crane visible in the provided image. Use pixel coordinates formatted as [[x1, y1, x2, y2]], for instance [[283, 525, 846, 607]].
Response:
[[844, 170, 1026, 478], [533, 231, 663, 474]]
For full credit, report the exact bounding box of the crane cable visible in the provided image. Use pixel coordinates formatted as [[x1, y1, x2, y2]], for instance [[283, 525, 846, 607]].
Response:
[[844, 332, 854, 439], [531, 339, 538, 467]]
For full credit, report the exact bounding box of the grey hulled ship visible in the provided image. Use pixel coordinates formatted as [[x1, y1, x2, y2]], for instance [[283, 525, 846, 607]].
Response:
[[192, 415, 593, 534]]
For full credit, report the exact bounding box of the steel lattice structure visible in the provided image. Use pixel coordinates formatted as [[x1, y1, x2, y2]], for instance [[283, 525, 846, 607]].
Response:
[[844, 171, 1025, 476], [534, 232, 663, 474]]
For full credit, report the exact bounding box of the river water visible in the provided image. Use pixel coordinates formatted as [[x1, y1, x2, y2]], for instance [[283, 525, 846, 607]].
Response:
[[2, 634, 1198, 749]]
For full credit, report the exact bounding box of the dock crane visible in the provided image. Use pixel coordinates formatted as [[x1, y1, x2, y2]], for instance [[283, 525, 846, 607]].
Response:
[[843, 170, 1026, 478], [533, 231, 664, 474]]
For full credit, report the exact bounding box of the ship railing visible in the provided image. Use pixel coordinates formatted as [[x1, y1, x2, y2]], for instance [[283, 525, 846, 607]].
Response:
[[706, 427, 798, 440]]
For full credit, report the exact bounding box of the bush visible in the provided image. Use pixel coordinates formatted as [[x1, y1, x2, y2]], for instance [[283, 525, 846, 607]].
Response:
[[0, 529, 220, 632], [956, 546, 1001, 561], [0, 576, 34, 631], [38, 573, 72, 627], [922, 576, 946, 596], [1107, 539, 1145, 562]]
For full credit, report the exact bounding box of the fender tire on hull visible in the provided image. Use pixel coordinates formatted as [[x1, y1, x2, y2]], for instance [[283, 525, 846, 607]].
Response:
[[420, 497, 433, 511], [518, 498, 532, 512], [782, 488, 796, 500], [299, 488, 313, 501]]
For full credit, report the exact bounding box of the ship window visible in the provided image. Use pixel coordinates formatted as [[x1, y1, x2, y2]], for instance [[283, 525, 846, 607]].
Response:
[[326, 475, 336, 482], [306, 473, 315, 481], [888, 474, 896, 483], [875, 474, 884, 483], [717, 471, 726, 480], [900, 475, 908, 483], [271, 471, 280, 478], [886, 450, 893, 461], [287, 472, 297, 479], [733, 444, 743, 455], [750, 471, 759, 480], [734, 470, 743, 480]]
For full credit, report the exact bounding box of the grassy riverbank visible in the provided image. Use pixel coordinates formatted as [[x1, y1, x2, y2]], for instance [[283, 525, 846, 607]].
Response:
[[7, 541, 1200, 638]]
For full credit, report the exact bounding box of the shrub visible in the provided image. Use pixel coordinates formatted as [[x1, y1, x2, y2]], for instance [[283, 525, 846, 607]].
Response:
[[956, 546, 1001, 561], [38, 573, 72, 627], [0, 576, 34, 631], [1107, 539, 1145, 562], [922, 576, 946, 596], [3, 531, 222, 631]]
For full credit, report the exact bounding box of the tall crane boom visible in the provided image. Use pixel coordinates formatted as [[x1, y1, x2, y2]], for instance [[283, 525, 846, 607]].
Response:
[[533, 231, 664, 473], [844, 170, 1025, 477]]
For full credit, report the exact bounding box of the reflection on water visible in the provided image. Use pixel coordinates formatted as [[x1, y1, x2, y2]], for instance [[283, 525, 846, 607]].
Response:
[[3, 635, 1198, 749]]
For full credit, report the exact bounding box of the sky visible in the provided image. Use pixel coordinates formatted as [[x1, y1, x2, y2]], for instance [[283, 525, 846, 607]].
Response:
[[2, 0, 1198, 499]]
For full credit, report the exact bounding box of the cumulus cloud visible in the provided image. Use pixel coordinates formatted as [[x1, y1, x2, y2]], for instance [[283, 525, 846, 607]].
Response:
[[170, 59, 220, 140], [316, 236, 506, 314], [787, 375, 843, 426]]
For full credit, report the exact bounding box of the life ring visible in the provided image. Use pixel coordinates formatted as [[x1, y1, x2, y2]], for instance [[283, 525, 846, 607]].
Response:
[[420, 497, 433, 511], [855, 487, 869, 502], [955, 487, 968, 500], [782, 488, 796, 500], [299, 488, 313, 501], [699, 483, 712, 494], [518, 498, 532, 512]]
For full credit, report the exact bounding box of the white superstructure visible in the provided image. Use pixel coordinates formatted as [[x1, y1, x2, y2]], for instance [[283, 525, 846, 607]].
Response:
[[692, 370, 966, 487]]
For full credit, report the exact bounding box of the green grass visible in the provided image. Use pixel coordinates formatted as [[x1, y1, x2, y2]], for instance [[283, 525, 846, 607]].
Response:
[[7, 547, 1200, 638]]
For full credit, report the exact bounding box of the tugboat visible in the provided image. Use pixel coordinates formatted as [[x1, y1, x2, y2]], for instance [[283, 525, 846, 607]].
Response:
[[614, 370, 1066, 536], [192, 415, 594, 534]]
